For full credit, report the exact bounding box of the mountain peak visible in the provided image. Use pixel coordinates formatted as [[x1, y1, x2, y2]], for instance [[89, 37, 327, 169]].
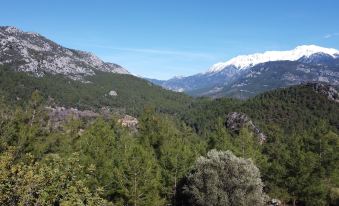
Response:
[[0, 26, 22, 33], [293, 45, 339, 56], [208, 45, 339, 73], [0, 26, 129, 80]]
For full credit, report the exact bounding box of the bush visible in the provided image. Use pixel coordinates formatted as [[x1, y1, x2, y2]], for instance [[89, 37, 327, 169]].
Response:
[[183, 150, 267, 206]]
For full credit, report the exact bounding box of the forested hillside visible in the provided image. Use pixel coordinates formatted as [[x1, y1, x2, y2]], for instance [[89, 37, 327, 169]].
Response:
[[0, 66, 191, 116], [182, 84, 339, 205], [184, 83, 339, 134], [0, 80, 338, 205]]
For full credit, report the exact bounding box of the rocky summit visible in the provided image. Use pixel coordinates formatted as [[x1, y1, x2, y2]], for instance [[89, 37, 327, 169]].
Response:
[[0, 26, 129, 81]]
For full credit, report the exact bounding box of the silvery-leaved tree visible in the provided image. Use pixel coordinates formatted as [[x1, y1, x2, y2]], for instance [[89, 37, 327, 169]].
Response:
[[183, 149, 268, 206]]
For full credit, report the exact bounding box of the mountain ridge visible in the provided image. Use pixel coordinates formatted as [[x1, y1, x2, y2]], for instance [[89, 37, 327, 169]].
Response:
[[0, 26, 192, 116], [208, 45, 339, 72], [0, 26, 129, 81], [149, 45, 339, 98]]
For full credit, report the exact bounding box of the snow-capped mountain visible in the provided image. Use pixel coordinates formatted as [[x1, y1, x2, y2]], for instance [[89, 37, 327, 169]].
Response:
[[149, 45, 339, 98], [208, 45, 339, 72], [0, 26, 129, 80]]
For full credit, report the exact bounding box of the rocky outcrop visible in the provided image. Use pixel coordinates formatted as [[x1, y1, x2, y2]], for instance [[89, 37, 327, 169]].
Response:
[[118, 115, 138, 132], [226, 112, 266, 143], [308, 82, 339, 103], [109, 90, 118, 96], [46, 106, 99, 129], [268, 198, 282, 206], [47, 106, 99, 119], [46, 106, 139, 132]]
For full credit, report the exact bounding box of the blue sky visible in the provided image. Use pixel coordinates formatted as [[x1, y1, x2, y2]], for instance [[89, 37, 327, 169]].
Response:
[[1, 0, 339, 79]]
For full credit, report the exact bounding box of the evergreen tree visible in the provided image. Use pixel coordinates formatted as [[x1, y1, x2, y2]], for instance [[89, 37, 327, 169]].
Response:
[[159, 134, 198, 203], [207, 117, 233, 151], [112, 139, 164, 206]]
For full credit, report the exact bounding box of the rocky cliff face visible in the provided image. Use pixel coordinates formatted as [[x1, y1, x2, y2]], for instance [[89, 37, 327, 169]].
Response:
[[0, 26, 129, 81], [46, 106, 100, 129], [226, 112, 266, 143], [308, 82, 339, 103]]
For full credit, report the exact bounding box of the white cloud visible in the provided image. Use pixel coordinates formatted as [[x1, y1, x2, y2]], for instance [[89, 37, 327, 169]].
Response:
[[81, 44, 216, 60], [324, 33, 339, 39]]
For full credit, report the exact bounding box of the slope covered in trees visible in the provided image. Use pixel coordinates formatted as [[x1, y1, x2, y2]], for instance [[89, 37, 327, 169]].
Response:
[[181, 83, 339, 205], [184, 84, 339, 135], [0, 79, 338, 205], [0, 66, 191, 116]]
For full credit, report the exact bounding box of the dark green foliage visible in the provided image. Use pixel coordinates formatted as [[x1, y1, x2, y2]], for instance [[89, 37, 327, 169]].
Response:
[[0, 66, 191, 116], [263, 126, 339, 205], [112, 142, 164, 206], [181, 84, 339, 205], [0, 99, 205, 205], [0, 71, 338, 205], [183, 84, 339, 136], [241, 85, 339, 132]]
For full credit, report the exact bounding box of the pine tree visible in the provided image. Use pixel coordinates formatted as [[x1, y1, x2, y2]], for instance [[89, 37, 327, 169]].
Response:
[[159, 134, 198, 202], [207, 117, 233, 151], [112, 140, 164, 206]]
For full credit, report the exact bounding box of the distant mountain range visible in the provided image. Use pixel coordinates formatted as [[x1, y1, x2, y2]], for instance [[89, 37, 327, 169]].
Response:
[[1, 26, 338, 100], [149, 45, 339, 98], [0, 26, 190, 115], [0, 26, 128, 81]]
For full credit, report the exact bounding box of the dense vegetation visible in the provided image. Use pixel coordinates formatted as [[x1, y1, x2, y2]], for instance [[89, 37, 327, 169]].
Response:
[[184, 84, 339, 135], [183, 84, 339, 205], [0, 68, 338, 205], [0, 66, 191, 116]]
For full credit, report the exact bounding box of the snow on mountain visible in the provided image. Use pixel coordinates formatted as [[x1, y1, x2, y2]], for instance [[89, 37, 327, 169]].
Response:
[[150, 44, 339, 97], [208, 45, 339, 73], [0, 26, 129, 80]]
